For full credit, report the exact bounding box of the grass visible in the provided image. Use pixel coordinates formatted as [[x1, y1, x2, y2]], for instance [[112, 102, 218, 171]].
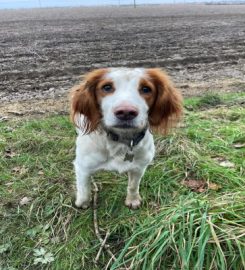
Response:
[[0, 92, 245, 270]]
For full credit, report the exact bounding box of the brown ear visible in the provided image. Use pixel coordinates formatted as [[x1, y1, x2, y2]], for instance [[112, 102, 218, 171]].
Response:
[[70, 69, 107, 133], [147, 68, 183, 135]]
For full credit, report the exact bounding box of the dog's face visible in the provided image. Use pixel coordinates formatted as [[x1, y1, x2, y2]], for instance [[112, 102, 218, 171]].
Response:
[[71, 68, 182, 135], [99, 68, 153, 133]]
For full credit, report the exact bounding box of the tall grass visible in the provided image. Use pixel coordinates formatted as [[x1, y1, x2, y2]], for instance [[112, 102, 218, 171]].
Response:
[[111, 192, 245, 270]]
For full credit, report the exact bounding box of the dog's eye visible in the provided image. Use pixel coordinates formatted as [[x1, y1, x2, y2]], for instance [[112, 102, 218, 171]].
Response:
[[141, 86, 152, 94], [102, 84, 113, 93]]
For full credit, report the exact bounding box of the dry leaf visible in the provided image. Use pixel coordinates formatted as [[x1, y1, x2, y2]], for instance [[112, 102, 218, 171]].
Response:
[[7, 111, 24, 116], [183, 179, 207, 193], [219, 161, 235, 168], [4, 149, 16, 159], [5, 182, 14, 186], [197, 188, 206, 193], [0, 116, 8, 122], [233, 143, 245, 149], [12, 166, 21, 173], [212, 157, 235, 168], [12, 166, 29, 175], [208, 182, 222, 191], [212, 156, 225, 162], [19, 197, 32, 206]]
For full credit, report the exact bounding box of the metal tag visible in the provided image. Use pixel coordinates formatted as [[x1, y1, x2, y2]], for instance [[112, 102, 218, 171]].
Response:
[[124, 152, 134, 162]]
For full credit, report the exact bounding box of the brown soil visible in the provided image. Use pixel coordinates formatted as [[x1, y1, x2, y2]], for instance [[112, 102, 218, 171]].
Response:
[[0, 4, 244, 119]]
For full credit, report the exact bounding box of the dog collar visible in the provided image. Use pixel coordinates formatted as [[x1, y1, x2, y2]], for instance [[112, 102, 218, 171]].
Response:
[[106, 129, 147, 149]]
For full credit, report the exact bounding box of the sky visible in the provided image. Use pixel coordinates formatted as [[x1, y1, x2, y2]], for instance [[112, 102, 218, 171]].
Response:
[[0, 0, 235, 9], [0, 0, 222, 9]]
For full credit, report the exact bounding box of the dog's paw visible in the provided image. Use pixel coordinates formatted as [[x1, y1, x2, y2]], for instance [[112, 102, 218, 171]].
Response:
[[75, 197, 91, 209], [125, 194, 142, 209]]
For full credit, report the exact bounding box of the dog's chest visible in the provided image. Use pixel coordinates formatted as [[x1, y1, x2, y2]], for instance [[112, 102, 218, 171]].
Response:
[[98, 144, 139, 173]]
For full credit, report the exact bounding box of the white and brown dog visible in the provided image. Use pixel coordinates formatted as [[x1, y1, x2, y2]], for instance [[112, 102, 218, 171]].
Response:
[[70, 68, 182, 209]]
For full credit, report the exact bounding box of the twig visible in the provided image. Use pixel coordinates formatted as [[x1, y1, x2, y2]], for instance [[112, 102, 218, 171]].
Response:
[[95, 230, 110, 264], [92, 181, 117, 266], [105, 255, 115, 270]]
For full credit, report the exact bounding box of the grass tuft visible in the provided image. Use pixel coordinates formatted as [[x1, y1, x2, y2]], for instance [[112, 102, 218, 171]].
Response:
[[198, 93, 223, 108], [111, 192, 245, 270], [0, 93, 245, 269]]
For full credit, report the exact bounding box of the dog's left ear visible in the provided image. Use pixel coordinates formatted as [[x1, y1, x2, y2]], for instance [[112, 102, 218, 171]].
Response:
[[147, 68, 183, 134]]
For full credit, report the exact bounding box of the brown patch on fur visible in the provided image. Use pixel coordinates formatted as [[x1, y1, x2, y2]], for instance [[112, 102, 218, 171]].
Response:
[[70, 69, 108, 133], [146, 68, 183, 134]]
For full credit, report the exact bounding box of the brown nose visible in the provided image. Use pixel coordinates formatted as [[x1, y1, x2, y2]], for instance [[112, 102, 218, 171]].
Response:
[[114, 106, 139, 121]]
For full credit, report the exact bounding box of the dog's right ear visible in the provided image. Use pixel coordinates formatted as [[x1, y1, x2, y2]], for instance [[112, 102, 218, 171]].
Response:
[[70, 69, 107, 134]]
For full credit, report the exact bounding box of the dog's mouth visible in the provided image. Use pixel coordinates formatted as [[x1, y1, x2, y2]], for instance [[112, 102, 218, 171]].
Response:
[[101, 118, 148, 139], [102, 119, 139, 131], [113, 122, 136, 129], [102, 120, 147, 140], [113, 117, 147, 130], [111, 120, 145, 134]]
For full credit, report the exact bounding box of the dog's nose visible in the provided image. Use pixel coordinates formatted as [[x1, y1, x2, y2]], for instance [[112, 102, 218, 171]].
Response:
[[114, 106, 139, 121]]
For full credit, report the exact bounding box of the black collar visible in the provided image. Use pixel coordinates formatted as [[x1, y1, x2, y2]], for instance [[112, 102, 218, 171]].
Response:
[[107, 129, 147, 149]]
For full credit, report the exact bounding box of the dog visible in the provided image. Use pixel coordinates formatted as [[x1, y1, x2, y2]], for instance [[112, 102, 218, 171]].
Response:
[[70, 68, 182, 209]]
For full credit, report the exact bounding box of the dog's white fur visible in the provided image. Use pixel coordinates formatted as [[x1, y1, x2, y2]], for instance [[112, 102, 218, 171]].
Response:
[[71, 68, 182, 209], [74, 126, 154, 209]]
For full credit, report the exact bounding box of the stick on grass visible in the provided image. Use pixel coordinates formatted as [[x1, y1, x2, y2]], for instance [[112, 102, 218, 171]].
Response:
[[92, 180, 116, 265]]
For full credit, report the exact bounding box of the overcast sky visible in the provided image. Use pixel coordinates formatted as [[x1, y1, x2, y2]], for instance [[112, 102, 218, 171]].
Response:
[[0, 0, 231, 9]]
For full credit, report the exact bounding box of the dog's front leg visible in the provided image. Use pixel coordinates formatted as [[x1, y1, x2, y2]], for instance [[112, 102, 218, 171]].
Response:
[[74, 163, 92, 209], [125, 169, 146, 209]]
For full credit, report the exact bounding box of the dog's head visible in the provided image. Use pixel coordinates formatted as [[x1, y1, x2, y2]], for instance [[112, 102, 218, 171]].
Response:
[[70, 68, 182, 135]]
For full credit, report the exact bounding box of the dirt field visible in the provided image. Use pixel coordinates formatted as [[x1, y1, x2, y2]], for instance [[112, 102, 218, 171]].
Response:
[[0, 4, 245, 117]]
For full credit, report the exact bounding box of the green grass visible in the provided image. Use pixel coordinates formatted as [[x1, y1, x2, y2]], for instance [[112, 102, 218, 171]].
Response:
[[0, 93, 245, 270], [184, 92, 245, 110]]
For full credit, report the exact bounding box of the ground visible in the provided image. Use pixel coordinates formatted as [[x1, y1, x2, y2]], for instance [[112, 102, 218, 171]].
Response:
[[1, 93, 245, 269], [0, 4, 245, 270], [0, 4, 245, 118]]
